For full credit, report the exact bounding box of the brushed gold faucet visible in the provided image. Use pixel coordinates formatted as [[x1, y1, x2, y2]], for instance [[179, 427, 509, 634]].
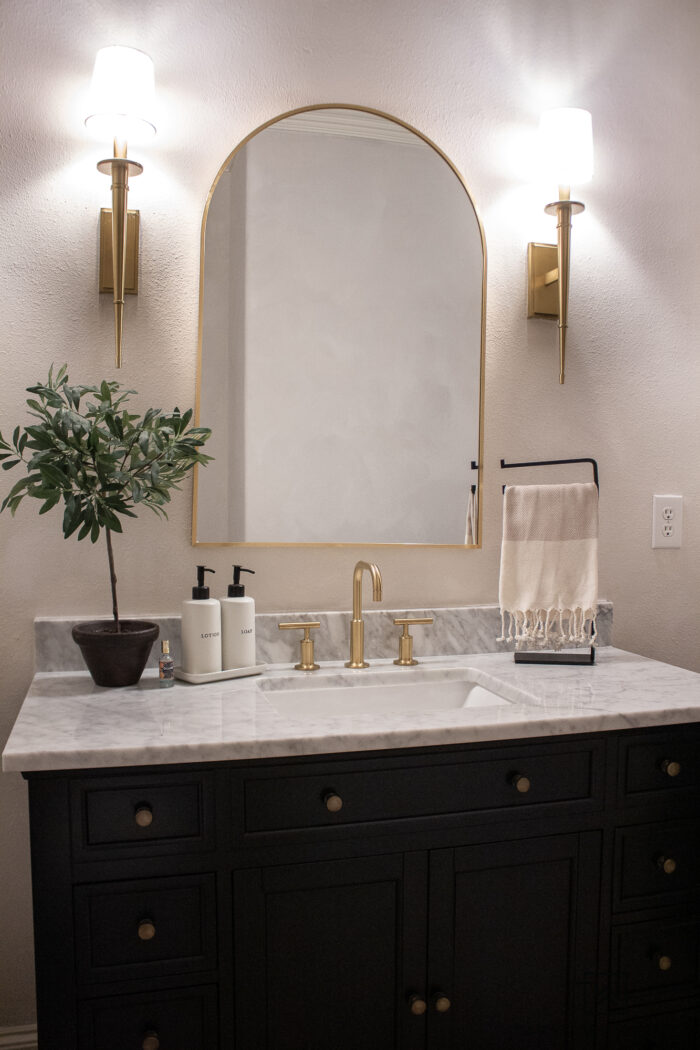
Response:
[[346, 561, 383, 669]]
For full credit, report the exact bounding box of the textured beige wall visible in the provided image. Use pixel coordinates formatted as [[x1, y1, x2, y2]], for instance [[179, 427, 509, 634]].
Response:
[[1, 0, 699, 1026]]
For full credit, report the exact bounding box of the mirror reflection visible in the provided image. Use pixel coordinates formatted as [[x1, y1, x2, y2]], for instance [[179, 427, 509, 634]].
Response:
[[195, 106, 484, 546]]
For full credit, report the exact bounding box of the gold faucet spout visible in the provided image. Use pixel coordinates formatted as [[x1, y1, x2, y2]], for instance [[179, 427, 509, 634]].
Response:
[[346, 560, 383, 669]]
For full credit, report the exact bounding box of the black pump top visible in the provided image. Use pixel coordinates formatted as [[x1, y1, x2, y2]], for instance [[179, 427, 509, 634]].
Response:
[[192, 565, 215, 600], [228, 565, 255, 597]]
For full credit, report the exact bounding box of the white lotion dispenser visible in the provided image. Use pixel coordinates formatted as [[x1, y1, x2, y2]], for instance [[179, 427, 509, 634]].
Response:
[[181, 565, 222, 675], [220, 565, 256, 669]]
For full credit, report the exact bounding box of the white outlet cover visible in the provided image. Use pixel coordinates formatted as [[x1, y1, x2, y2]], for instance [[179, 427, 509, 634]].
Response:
[[652, 494, 683, 549]]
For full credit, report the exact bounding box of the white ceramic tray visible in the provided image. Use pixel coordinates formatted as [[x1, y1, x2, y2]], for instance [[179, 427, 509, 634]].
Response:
[[174, 663, 266, 684]]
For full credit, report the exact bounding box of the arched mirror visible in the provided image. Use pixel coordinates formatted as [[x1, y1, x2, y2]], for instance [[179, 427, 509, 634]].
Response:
[[194, 105, 485, 546]]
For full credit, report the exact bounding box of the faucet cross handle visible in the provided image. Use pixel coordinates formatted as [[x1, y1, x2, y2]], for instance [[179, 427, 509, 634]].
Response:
[[278, 621, 321, 671], [393, 617, 434, 666]]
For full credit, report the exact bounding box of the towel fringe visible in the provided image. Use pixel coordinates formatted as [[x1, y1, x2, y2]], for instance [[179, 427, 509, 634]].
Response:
[[501, 606, 597, 651]]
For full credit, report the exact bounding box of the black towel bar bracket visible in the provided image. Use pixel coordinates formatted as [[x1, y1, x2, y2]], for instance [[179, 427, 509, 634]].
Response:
[[470, 460, 478, 496], [499, 456, 599, 666]]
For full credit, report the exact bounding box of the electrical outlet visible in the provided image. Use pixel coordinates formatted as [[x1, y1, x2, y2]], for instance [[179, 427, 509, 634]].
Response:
[[652, 495, 683, 549]]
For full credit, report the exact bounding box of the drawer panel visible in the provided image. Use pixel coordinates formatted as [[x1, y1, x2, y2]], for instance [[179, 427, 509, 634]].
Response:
[[621, 729, 700, 801], [615, 819, 700, 911], [242, 744, 599, 835], [71, 770, 215, 860], [74, 874, 217, 984], [611, 918, 700, 1007], [78, 985, 218, 1050], [608, 1007, 700, 1049]]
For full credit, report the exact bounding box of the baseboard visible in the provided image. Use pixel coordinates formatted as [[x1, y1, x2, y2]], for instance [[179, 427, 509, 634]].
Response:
[[0, 1025, 37, 1050]]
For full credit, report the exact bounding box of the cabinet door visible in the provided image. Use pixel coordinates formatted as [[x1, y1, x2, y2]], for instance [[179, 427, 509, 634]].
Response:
[[234, 851, 427, 1050], [428, 832, 601, 1050]]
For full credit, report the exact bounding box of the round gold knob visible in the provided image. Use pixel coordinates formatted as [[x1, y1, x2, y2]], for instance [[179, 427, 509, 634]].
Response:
[[324, 791, 343, 813], [142, 1033, 160, 1050], [511, 774, 531, 794], [656, 954, 672, 972], [408, 994, 427, 1016], [656, 855, 677, 875], [661, 759, 681, 778], [134, 805, 153, 828], [137, 919, 156, 941], [433, 994, 451, 1013]]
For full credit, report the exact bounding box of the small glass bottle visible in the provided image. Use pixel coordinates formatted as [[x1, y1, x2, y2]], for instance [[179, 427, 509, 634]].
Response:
[[159, 639, 175, 687]]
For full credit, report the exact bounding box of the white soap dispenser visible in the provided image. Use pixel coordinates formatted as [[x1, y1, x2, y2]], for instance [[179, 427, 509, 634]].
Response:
[[220, 565, 256, 669], [181, 565, 222, 675]]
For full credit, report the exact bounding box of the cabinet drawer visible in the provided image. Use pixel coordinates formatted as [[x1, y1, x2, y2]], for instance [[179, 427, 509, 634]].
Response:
[[621, 729, 700, 802], [78, 985, 218, 1050], [70, 770, 215, 860], [74, 874, 217, 984], [615, 819, 700, 911], [611, 918, 700, 1007], [608, 1007, 700, 1049], [242, 744, 600, 835]]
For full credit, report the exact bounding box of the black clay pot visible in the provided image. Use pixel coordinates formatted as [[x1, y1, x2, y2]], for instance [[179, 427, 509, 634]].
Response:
[[71, 620, 160, 688]]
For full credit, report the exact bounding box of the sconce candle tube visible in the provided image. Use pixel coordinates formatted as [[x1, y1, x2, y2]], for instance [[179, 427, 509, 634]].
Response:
[[97, 153, 143, 367], [544, 196, 584, 385]]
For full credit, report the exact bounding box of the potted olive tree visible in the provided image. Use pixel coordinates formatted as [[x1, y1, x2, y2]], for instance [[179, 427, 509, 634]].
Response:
[[0, 365, 211, 687]]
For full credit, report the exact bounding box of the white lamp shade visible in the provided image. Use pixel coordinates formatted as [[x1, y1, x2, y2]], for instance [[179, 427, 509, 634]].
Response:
[[539, 107, 593, 188], [85, 45, 156, 143]]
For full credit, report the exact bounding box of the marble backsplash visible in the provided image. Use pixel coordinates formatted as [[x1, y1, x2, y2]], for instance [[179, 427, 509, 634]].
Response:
[[34, 602, 612, 672]]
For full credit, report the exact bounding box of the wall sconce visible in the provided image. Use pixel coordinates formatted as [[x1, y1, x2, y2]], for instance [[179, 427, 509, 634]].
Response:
[[527, 107, 593, 384], [85, 46, 156, 367]]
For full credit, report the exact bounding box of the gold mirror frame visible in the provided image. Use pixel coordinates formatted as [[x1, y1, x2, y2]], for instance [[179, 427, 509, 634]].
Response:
[[193, 103, 486, 548]]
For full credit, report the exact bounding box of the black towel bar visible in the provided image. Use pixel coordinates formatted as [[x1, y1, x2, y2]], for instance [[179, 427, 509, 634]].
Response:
[[500, 457, 599, 493]]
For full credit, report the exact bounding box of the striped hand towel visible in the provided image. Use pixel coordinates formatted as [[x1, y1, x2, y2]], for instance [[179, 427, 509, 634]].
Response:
[[465, 487, 478, 545], [498, 482, 598, 649]]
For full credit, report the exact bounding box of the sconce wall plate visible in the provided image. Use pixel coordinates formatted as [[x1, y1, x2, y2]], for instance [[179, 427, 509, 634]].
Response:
[[527, 243, 559, 318], [99, 208, 139, 294]]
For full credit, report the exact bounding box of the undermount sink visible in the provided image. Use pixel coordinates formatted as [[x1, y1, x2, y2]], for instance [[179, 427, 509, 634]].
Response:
[[259, 668, 512, 718]]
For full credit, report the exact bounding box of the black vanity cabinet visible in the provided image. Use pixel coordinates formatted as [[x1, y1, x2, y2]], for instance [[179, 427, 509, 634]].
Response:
[[23, 724, 700, 1049]]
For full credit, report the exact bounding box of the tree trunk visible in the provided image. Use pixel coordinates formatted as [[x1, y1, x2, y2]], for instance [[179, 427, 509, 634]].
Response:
[[106, 527, 120, 630]]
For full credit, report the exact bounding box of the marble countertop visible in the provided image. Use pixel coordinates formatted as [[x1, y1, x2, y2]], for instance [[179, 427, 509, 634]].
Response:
[[4, 647, 700, 773]]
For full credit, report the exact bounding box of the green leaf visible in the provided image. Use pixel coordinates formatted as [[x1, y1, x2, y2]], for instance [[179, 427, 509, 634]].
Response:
[[101, 508, 123, 532], [38, 463, 68, 488], [62, 496, 82, 538], [2, 459, 19, 470], [38, 491, 61, 515]]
